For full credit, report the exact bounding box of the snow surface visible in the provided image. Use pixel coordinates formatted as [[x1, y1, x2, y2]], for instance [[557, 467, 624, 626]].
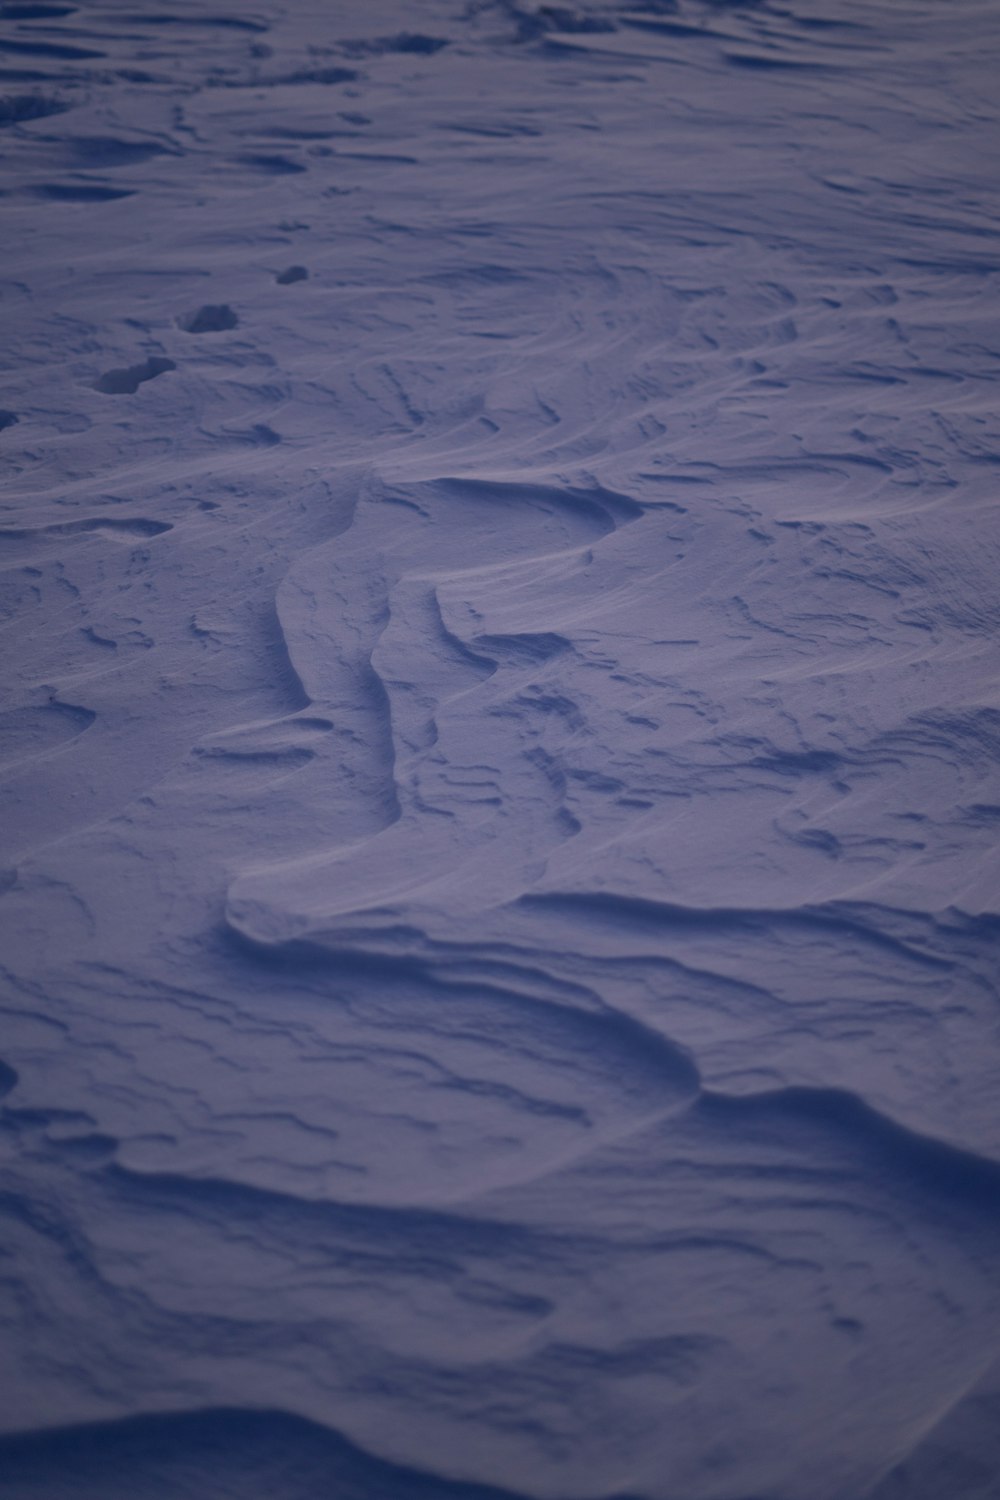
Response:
[[2, 0, 1000, 1495]]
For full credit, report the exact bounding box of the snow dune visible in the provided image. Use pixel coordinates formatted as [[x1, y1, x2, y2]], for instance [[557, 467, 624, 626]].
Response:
[[2, 0, 1000, 1496]]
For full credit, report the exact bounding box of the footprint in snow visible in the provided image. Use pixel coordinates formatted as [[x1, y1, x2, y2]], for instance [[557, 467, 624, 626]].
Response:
[[93, 357, 175, 395], [177, 304, 238, 333]]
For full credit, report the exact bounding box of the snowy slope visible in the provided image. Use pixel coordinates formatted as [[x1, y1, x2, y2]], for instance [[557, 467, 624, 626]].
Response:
[[2, 0, 1000, 1496]]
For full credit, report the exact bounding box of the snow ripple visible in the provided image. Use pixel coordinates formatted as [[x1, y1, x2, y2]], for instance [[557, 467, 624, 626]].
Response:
[[2, 0, 1000, 1495]]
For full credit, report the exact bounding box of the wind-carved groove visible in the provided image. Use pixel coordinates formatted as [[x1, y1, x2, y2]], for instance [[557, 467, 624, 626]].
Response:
[[257, 600, 312, 716]]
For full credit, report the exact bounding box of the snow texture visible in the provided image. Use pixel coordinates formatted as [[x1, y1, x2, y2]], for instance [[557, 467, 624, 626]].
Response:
[[1, 0, 1000, 1496]]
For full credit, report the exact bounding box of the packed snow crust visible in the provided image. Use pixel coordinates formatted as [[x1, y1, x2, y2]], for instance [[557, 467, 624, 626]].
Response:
[[2, 0, 1000, 1496]]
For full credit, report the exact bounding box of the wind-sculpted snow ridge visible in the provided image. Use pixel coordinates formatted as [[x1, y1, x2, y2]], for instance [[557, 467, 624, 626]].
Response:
[[3, 0, 1000, 1495]]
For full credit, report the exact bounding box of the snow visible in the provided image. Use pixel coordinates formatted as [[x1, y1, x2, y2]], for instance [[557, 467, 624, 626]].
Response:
[[2, 0, 1000, 1496]]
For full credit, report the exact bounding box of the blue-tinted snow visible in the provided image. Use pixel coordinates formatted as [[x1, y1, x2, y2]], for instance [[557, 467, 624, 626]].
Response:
[[1, 0, 1000, 1496]]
